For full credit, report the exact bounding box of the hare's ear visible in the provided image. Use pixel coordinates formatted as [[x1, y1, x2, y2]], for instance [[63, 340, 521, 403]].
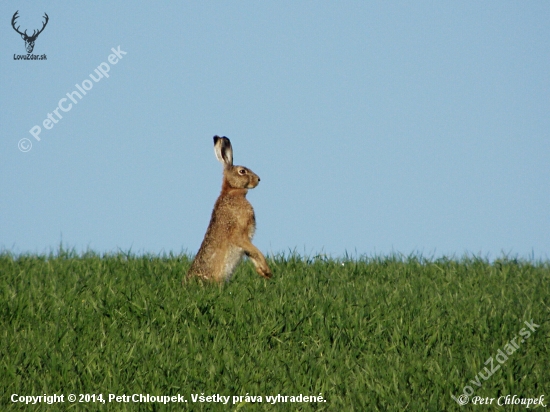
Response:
[[213, 135, 233, 167]]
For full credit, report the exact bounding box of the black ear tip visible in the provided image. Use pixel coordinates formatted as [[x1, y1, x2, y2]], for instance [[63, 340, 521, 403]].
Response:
[[213, 135, 231, 145]]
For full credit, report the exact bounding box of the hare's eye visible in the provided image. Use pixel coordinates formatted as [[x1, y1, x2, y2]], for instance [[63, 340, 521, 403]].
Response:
[[238, 169, 246, 175]]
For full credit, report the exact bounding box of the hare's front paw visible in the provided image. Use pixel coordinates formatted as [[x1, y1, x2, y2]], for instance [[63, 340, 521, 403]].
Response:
[[258, 266, 272, 279]]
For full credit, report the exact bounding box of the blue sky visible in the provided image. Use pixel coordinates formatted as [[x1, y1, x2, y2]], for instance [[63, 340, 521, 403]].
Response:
[[2, 1, 549, 259]]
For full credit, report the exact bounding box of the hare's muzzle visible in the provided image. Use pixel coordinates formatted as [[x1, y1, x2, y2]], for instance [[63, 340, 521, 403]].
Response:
[[247, 174, 260, 189]]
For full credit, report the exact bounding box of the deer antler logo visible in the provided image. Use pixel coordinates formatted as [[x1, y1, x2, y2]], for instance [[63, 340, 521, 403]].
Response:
[[11, 11, 49, 54]]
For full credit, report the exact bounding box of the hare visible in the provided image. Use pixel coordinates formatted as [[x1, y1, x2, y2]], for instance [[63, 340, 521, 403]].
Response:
[[186, 136, 272, 282]]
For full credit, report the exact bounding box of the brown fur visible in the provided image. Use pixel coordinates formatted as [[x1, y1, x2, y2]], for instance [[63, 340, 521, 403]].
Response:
[[186, 136, 272, 282]]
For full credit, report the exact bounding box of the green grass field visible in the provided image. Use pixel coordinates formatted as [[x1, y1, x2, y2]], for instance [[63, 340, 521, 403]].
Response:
[[1, 250, 549, 411]]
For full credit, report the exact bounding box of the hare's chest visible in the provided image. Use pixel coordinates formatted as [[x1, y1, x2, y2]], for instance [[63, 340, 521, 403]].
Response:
[[243, 203, 256, 240], [215, 194, 257, 243], [226, 197, 255, 228], [247, 217, 256, 240]]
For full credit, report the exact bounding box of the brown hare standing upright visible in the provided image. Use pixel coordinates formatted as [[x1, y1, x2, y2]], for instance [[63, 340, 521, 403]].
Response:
[[186, 136, 272, 282]]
